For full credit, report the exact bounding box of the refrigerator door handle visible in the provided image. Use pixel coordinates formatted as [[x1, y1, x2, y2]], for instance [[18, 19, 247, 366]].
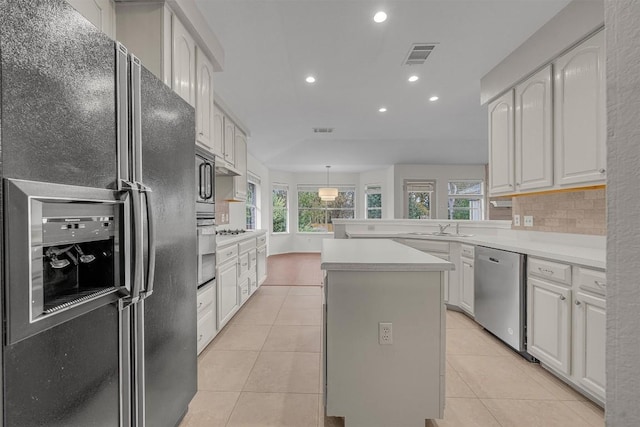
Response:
[[121, 180, 144, 302], [139, 184, 156, 298], [116, 42, 130, 188]]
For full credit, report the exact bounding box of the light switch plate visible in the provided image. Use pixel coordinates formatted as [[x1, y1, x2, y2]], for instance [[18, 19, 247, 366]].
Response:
[[524, 215, 534, 227], [513, 215, 520, 226]]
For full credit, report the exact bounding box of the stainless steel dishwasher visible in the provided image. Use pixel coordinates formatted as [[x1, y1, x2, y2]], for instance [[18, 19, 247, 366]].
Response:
[[475, 246, 529, 357]]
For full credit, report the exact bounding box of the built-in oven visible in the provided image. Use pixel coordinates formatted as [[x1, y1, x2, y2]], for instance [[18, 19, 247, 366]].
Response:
[[196, 146, 215, 219], [4, 179, 130, 344], [197, 218, 216, 288]]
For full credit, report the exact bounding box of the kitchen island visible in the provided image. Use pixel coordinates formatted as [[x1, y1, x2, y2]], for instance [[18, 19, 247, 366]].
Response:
[[321, 239, 454, 427]]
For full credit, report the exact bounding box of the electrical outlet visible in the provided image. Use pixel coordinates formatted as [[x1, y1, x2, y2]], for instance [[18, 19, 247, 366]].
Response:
[[513, 215, 521, 226], [379, 322, 393, 345], [524, 215, 534, 227]]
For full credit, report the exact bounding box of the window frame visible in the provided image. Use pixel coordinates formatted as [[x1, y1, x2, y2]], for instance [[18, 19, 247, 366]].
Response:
[[296, 184, 356, 234], [246, 172, 260, 230], [271, 183, 289, 234], [447, 180, 485, 220], [364, 184, 383, 219], [404, 179, 436, 219]]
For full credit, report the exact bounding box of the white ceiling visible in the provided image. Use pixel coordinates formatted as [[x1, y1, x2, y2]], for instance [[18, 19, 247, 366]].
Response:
[[195, 0, 570, 173]]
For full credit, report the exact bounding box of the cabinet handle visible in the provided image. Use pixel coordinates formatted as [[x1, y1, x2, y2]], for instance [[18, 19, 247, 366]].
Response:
[[575, 300, 582, 306], [516, 182, 520, 186], [197, 302, 203, 309], [559, 295, 566, 301], [198, 334, 203, 342], [538, 267, 554, 275], [599, 168, 606, 174], [594, 280, 606, 288], [227, 251, 234, 256], [199, 131, 204, 136]]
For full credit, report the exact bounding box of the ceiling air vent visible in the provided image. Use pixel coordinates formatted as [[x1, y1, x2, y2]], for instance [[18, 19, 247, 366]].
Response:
[[313, 127, 334, 134], [403, 44, 436, 66]]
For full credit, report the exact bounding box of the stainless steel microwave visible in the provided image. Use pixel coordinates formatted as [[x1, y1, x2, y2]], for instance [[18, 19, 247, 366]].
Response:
[[196, 146, 215, 219]]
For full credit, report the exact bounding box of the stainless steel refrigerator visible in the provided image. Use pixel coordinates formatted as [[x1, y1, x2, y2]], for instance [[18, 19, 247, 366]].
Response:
[[0, 0, 197, 426]]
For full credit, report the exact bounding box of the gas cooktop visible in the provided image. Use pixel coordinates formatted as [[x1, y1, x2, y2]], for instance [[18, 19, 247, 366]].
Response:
[[216, 229, 247, 236]]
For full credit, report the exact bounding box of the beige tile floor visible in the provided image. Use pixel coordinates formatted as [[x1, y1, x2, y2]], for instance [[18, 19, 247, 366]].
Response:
[[180, 285, 605, 427]]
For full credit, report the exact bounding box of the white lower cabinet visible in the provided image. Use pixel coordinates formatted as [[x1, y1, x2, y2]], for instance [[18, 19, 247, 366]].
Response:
[[573, 291, 606, 400], [196, 281, 217, 355], [197, 310, 215, 354], [527, 276, 572, 375], [257, 245, 267, 286], [460, 257, 474, 316], [217, 256, 239, 329]]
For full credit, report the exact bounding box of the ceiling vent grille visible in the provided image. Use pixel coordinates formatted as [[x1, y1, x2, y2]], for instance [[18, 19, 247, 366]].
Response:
[[403, 44, 436, 66], [313, 127, 334, 134]]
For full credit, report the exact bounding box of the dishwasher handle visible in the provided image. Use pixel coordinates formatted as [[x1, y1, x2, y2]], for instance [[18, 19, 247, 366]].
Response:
[[489, 257, 500, 263]]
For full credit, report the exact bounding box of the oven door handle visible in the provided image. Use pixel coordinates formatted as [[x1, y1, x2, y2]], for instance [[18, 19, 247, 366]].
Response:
[[206, 162, 213, 200], [139, 183, 156, 299], [199, 162, 206, 200]]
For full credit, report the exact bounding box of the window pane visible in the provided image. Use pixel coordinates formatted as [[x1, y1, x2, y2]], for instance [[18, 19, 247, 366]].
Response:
[[298, 209, 329, 232], [367, 208, 382, 219], [448, 181, 483, 195], [408, 192, 431, 219], [367, 193, 382, 209], [327, 190, 355, 209], [448, 197, 483, 220], [298, 191, 322, 208], [272, 188, 288, 233]]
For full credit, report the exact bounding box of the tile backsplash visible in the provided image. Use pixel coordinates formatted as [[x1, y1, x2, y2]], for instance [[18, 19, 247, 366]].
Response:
[[511, 187, 606, 235]]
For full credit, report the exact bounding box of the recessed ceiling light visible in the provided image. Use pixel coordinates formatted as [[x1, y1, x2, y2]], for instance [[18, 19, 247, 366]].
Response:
[[305, 76, 316, 83], [408, 75, 419, 82], [378, 107, 387, 113], [373, 11, 387, 23], [429, 96, 439, 102]]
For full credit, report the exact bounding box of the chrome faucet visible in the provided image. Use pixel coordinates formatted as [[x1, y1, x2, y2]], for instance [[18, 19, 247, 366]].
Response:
[[438, 224, 451, 234]]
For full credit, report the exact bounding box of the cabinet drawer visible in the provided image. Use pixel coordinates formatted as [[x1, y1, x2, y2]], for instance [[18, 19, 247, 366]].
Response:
[[257, 234, 267, 247], [218, 244, 238, 265], [528, 257, 572, 285], [197, 284, 215, 315], [197, 310, 215, 354], [239, 238, 257, 254], [395, 238, 449, 253], [461, 244, 475, 259], [575, 267, 606, 297], [238, 253, 250, 276]]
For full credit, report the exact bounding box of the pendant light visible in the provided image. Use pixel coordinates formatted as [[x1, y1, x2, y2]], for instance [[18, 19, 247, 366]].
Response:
[[318, 165, 338, 202]]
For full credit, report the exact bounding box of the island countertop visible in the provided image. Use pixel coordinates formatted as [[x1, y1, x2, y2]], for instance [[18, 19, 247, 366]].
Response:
[[321, 238, 455, 272]]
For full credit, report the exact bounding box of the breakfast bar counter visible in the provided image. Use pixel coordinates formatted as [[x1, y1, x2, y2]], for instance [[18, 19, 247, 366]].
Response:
[[321, 239, 454, 427]]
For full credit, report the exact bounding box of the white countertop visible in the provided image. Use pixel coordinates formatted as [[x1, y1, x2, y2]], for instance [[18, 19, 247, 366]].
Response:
[[216, 229, 266, 247], [346, 231, 605, 269], [321, 239, 455, 272]]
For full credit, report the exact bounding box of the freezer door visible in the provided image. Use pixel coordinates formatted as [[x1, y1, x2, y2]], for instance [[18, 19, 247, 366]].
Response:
[[1, 0, 123, 425]]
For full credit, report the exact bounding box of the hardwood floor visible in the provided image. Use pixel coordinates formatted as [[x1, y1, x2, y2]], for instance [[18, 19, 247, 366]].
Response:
[[262, 253, 323, 286]]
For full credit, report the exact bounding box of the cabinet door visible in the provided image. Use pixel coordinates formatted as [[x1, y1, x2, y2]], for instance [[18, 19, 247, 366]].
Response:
[[224, 118, 236, 166], [213, 104, 225, 158], [527, 277, 572, 374], [197, 310, 215, 355], [234, 129, 248, 200], [488, 90, 515, 195], [67, 0, 116, 39], [257, 246, 267, 286], [554, 31, 606, 186], [217, 261, 238, 328], [515, 66, 553, 191], [573, 292, 606, 400], [172, 16, 196, 106], [460, 259, 474, 315], [195, 48, 214, 149]]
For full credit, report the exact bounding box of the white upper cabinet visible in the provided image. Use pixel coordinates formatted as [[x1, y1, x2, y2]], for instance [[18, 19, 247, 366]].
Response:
[[233, 129, 248, 201], [212, 104, 225, 158], [554, 31, 606, 186], [515, 65, 553, 192], [172, 15, 196, 106], [67, 0, 116, 39], [196, 47, 214, 150], [224, 118, 236, 166], [488, 90, 515, 195]]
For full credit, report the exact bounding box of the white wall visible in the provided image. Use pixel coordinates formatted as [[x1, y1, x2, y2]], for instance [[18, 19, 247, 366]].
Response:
[[606, 1, 640, 424], [393, 164, 487, 219]]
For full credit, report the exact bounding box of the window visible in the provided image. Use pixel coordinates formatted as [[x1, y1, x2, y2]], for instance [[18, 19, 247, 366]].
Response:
[[246, 172, 260, 230], [272, 183, 288, 233], [405, 180, 435, 219], [297, 185, 355, 232], [365, 185, 382, 219], [448, 180, 484, 220]]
